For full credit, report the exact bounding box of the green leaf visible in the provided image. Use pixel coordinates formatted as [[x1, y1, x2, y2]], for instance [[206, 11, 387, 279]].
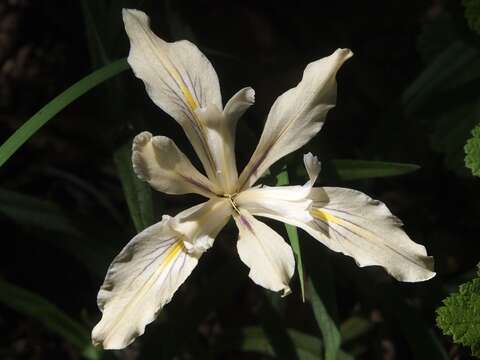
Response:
[[218, 326, 322, 360], [465, 123, 480, 176], [218, 326, 353, 360], [0, 188, 79, 236], [464, 0, 480, 35], [0, 58, 129, 168], [417, 13, 457, 63], [402, 41, 479, 116], [275, 168, 305, 301], [382, 285, 449, 360], [80, 0, 110, 67], [259, 292, 300, 360], [437, 266, 480, 357], [330, 160, 420, 181], [114, 141, 154, 232], [307, 276, 341, 360], [0, 279, 101, 360], [43, 167, 123, 224], [340, 316, 373, 345]]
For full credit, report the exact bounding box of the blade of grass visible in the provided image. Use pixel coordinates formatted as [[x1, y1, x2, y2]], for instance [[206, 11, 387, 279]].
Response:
[[331, 160, 420, 181], [382, 284, 449, 360], [276, 167, 305, 301], [307, 270, 341, 360], [0, 279, 101, 360], [0, 58, 129, 168], [217, 326, 353, 360], [113, 141, 154, 232], [259, 292, 300, 360]]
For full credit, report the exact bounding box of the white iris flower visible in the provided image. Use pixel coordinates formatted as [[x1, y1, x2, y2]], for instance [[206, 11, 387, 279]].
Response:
[[92, 9, 435, 349]]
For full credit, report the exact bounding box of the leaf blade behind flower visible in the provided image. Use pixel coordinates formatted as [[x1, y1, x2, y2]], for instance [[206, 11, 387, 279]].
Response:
[[0, 58, 129, 168], [0, 279, 101, 360], [275, 167, 305, 301], [114, 142, 154, 232], [330, 159, 420, 181]]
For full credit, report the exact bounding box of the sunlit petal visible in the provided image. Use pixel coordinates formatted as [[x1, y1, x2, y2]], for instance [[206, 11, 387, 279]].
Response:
[[123, 9, 221, 182], [306, 187, 435, 282], [233, 209, 295, 296], [132, 131, 220, 197], [240, 185, 435, 282], [92, 198, 231, 349], [236, 153, 320, 220], [194, 88, 255, 192], [224, 87, 255, 125], [237, 49, 352, 190]]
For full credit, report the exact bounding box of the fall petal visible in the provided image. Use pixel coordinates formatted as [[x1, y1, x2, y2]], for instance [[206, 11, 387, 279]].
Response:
[[237, 49, 352, 190], [241, 184, 435, 282], [233, 209, 295, 296], [123, 8, 221, 182], [92, 198, 231, 349], [306, 187, 435, 282]]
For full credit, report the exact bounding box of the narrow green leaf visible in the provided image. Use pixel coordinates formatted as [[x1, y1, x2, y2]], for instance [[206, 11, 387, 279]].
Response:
[[0, 188, 79, 236], [383, 285, 449, 360], [0, 58, 129, 168], [402, 41, 478, 115], [259, 292, 300, 360], [0, 188, 114, 278], [340, 316, 373, 345], [307, 276, 341, 360], [43, 167, 123, 224], [0, 280, 100, 360], [114, 141, 154, 232], [331, 160, 420, 181], [220, 326, 321, 360], [275, 168, 305, 301], [217, 326, 353, 360]]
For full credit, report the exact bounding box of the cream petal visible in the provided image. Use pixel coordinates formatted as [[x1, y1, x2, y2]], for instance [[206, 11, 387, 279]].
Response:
[[223, 87, 255, 124], [123, 9, 221, 183], [132, 131, 220, 197], [194, 88, 255, 193], [237, 49, 352, 190], [240, 185, 435, 282], [92, 198, 231, 349], [233, 209, 295, 296], [235, 153, 320, 221]]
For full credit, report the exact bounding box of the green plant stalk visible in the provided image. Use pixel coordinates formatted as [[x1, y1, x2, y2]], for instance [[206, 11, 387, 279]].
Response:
[[275, 168, 305, 301]]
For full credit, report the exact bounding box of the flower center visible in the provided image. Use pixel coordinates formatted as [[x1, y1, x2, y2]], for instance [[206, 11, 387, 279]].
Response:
[[222, 193, 240, 213]]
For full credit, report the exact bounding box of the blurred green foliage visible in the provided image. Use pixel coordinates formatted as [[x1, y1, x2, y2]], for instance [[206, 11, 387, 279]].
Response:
[[437, 264, 480, 357], [465, 123, 480, 176], [464, 0, 480, 34]]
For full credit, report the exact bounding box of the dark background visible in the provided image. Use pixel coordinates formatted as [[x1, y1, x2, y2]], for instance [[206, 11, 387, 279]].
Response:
[[0, 0, 479, 359]]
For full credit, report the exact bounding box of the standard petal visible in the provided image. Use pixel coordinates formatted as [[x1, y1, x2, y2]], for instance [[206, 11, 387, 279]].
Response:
[[233, 209, 295, 296], [224, 87, 255, 125], [239, 185, 435, 282], [92, 198, 231, 349], [123, 9, 221, 182], [196, 88, 255, 193], [132, 131, 220, 197], [237, 49, 352, 190]]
